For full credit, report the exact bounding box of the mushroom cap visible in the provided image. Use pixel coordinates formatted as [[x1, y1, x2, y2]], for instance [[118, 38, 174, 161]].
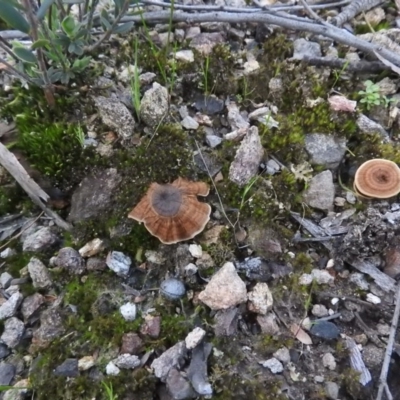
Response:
[[128, 178, 211, 244], [354, 159, 400, 199]]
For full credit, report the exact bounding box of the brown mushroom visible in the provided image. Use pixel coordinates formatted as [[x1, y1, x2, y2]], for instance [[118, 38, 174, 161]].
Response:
[[353, 159, 400, 199], [128, 177, 211, 244]]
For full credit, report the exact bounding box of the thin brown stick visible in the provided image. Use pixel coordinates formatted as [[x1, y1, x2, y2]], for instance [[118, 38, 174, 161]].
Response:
[[121, 10, 400, 67], [376, 283, 400, 400]]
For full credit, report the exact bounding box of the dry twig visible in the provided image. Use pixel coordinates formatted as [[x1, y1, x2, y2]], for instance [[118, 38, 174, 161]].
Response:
[[376, 283, 400, 400], [0, 142, 72, 231]]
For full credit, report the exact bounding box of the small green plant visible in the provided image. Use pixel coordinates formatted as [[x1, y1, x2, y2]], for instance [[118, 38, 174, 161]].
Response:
[[331, 60, 349, 90], [358, 80, 395, 110], [130, 37, 141, 121], [0, 0, 133, 106], [101, 381, 118, 400], [199, 56, 210, 94]]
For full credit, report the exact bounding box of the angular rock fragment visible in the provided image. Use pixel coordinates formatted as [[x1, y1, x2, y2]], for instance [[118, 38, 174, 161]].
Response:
[[198, 262, 247, 310], [229, 126, 264, 186]]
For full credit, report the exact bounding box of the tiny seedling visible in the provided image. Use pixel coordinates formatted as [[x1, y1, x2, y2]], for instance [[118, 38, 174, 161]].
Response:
[[331, 60, 349, 90], [199, 56, 210, 95], [130, 37, 141, 121], [358, 80, 395, 110], [101, 381, 117, 400]]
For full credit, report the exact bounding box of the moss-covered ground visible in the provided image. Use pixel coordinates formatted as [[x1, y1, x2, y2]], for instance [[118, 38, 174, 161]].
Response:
[[0, 29, 397, 399]]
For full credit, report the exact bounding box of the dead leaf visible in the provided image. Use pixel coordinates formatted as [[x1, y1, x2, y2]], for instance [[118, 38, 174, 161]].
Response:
[[290, 323, 313, 345], [328, 95, 357, 112]]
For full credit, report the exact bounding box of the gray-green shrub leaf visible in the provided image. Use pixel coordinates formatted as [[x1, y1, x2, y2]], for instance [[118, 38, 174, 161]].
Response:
[[0, 1, 30, 33], [61, 15, 76, 36], [36, 0, 56, 20], [113, 21, 134, 34], [13, 47, 37, 63], [31, 39, 50, 49]]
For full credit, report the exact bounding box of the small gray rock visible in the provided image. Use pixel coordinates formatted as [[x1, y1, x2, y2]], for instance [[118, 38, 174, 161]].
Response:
[[0, 272, 13, 289], [21, 293, 45, 322], [54, 359, 79, 377], [92, 95, 135, 139], [349, 273, 369, 290], [113, 354, 140, 369], [325, 381, 339, 400], [167, 368, 196, 400], [305, 134, 347, 169], [106, 251, 131, 277], [151, 341, 187, 382], [120, 303, 137, 321], [0, 292, 23, 320], [53, 247, 85, 275], [265, 159, 280, 175], [189, 32, 225, 55], [175, 50, 194, 63], [140, 82, 169, 128], [229, 126, 264, 186], [160, 279, 186, 300], [357, 114, 388, 139], [292, 38, 322, 60], [181, 116, 199, 130], [68, 168, 122, 223], [22, 227, 58, 252], [0, 344, 10, 359], [27, 257, 52, 289], [205, 135, 222, 148], [187, 342, 213, 396], [0, 363, 15, 385], [273, 347, 290, 364], [32, 308, 65, 349], [1, 318, 24, 348], [261, 357, 283, 373], [303, 170, 335, 211], [310, 321, 340, 340]]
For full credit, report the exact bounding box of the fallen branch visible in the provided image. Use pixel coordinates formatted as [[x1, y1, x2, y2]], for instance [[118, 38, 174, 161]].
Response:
[[376, 283, 400, 400], [0, 142, 72, 231], [301, 55, 391, 73], [121, 10, 400, 67], [331, 0, 384, 27], [348, 258, 396, 293], [345, 335, 372, 386]]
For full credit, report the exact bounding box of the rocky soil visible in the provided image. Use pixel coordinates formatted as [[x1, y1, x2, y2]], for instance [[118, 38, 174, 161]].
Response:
[[1, 1, 400, 399]]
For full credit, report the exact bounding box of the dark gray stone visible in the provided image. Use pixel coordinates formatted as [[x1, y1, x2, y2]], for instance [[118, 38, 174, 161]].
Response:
[[166, 368, 196, 400], [194, 95, 224, 115], [0, 344, 10, 359], [310, 321, 340, 340], [0, 363, 15, 385], [160, 279, 186, 300], [54, 358, 79, 377], [187, 342, 213, 396], [21, 293, 44, 322], [53, 247, 85, 275], [292, 38, 321, 60], [305, 133, 347, 169], [303, 171, 335, 211], [68, 169, 122, 223]]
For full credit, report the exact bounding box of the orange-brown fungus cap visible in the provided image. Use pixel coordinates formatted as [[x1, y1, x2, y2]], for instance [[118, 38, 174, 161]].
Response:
[[354, 159, 400, 199], [128, 177, 211, 244]]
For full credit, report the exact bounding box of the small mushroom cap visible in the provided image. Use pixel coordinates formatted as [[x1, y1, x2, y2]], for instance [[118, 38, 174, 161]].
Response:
[[128, 178, 211, 244], [354, 159, 400, 199]]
